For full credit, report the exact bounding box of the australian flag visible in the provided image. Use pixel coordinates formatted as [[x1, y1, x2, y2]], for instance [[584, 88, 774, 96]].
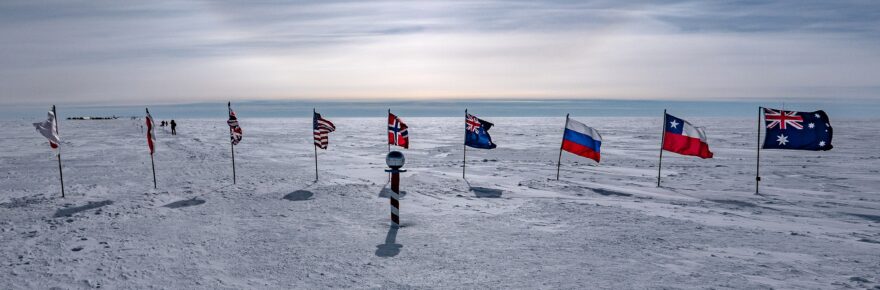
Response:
[[762, 108, 832, 151], [465, 113, 496, 149]]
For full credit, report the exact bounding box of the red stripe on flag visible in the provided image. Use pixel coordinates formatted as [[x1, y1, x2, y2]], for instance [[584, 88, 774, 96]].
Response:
[[663, 132, 713, 159], [562, 140, 600, 162]]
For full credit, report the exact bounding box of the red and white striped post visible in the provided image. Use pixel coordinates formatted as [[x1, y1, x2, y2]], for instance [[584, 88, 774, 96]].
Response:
[[385, 151, 406, 227]]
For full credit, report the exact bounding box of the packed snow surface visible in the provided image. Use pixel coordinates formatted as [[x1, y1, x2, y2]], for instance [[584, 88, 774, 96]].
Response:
[[2, 117, 878, 289]]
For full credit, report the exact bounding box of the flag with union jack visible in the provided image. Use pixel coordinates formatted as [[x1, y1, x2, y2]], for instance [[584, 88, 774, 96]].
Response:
[[762, 107, 832, 151], [313, 111, 335, 149], [465, 113, 496, 149], [388, 112, 409, 149], [227, 102, 243, 145]]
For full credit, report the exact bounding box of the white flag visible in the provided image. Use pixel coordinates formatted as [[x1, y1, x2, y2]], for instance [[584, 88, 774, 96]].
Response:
[[33, 109, 60, 149]]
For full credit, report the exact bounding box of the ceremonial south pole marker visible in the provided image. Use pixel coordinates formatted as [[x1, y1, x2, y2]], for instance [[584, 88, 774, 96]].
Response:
[[385, 151, 406, 228]]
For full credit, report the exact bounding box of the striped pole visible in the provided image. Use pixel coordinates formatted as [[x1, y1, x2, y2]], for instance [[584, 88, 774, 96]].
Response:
[[390, 169, 401, 227]]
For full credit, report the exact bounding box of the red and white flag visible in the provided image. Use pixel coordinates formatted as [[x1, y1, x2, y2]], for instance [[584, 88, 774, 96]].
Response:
[[228, 102, 243, 145], [662, 113, 713, 159], [33, 107, 60, 149], [146, 108, 156, 154], [313, 111, 335, 149], [388, 112, 409, 149]]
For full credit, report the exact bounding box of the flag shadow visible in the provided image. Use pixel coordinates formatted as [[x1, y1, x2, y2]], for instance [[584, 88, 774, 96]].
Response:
[[463, 179, 503, 198], [284, 190, 314, 201], [283, 181, 318, 201], [54, 200, 113, 218], [163, 198, 206, 209], [375, 226, 402, 257]]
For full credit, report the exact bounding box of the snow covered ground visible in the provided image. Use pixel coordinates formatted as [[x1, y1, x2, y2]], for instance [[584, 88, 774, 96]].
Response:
[[2, 116, 879, 289]]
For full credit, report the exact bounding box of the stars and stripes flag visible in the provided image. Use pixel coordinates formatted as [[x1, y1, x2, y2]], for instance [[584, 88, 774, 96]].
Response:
[[227, 102, 243, 145], [663, 113, 713, 159], [33, 107, 61, 149], [388, 112, 409, 149], [313, 111, 335, 149], [762, 108, 832, 150], [145, 108, 156, 154]]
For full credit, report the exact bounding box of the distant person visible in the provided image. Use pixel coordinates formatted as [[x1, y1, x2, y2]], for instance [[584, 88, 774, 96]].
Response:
[[170, 120, 177, 135]]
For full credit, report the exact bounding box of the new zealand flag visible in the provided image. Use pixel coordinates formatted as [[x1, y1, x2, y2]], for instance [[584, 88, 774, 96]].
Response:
[[762, 108, 832, 151], [465, 113, 496, 149]]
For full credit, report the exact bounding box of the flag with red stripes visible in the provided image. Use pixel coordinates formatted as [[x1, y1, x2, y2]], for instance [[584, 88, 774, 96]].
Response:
[[313, 111, 335, 149], [227, 102, 243, 145], [145, 108, 156, 154], [388, 112, 409, 149]]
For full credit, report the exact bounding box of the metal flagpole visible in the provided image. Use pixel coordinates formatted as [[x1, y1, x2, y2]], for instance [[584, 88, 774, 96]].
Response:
[[314, 108, 319, 181], [556, 114, 568, 180], [147, 108, 157, 189], [150, 154, 157, 189], [388, 109, 392, 152], [388, 109, 392, 182], [462, 109, 467, 179], [229, 102, 237, 185], [657, 110, 667, 187], [755, 106, 762, 195], [53, 105, 65, 198], [230, 138, 236, 184]]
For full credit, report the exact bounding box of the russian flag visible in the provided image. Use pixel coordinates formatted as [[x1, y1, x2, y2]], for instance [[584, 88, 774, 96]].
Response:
[[561, 118, 602, 162], [662, 113, 713, 159]]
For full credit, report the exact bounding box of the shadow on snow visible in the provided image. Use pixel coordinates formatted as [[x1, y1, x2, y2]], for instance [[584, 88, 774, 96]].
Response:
[[164, 198, 206, 209], [54, 200, 113, 217], [375, 226, 402, 257]]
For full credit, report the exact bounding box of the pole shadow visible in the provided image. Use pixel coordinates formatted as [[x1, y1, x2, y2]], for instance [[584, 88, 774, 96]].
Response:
[[54, 200, 113, 218], [163, 198, 206, 208], [375, 226, 402, 257]]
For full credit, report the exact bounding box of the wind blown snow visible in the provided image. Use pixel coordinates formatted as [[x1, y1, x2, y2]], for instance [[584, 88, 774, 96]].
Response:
[[1, 117, 878, 289]]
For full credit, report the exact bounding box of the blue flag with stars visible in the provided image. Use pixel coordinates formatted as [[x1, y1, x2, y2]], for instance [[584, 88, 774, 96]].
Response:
[[762, 108, 832, 151]]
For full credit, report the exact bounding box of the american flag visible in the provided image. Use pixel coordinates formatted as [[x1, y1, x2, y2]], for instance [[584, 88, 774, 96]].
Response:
[[145, 108, 156, 154], [313, 111, 335, 149], [227, 102, 243, 145], [388, 112, 409, 149]]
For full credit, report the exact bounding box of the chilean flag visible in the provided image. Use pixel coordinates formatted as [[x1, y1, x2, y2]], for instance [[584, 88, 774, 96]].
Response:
[[662, 113, 713, 159], [561, 118, 602, 162]]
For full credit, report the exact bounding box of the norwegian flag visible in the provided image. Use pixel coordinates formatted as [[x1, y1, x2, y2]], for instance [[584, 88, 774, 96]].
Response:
[[145, 108, 156, 154], [33, 107, 61, 150], [313, 111, 335, 149], [227, 102, 243, 145], [388, 112, 409, 149]]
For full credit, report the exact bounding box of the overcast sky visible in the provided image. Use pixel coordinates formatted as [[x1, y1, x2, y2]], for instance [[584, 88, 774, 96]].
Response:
[[1, 0, 879, 105]]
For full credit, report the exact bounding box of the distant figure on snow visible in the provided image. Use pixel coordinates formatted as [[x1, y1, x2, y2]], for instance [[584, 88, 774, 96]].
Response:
[[170, 120, 177, 135]]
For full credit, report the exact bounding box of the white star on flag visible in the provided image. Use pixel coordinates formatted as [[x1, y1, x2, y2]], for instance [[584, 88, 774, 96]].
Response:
[[669, 119, 679, 129], [776, 134, 789, 145], [808, 123, 815, 128], [815, 113, 821, 118], [819, 141, 826, 147]]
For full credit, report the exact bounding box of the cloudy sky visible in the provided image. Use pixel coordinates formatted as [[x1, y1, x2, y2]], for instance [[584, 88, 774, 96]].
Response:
[[1, 0, 879, 105]]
